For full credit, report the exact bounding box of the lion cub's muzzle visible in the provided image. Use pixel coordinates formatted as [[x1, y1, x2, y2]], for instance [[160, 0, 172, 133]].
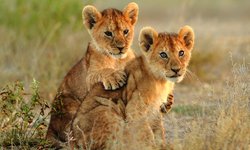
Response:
[[109, 43, 128, 56], [113, 40, 127, 54], [108, 47, 128, 58], [166, 67, 186, 82], [169, 68, 182, 78]]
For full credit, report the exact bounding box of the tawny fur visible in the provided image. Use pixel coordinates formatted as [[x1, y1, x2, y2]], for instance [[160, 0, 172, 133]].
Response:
[[72, 26, 195, 150], [46, 3, 139, 147]]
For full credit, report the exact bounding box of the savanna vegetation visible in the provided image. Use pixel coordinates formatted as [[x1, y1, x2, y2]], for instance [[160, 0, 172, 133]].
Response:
[[0, 0, 249, 149]]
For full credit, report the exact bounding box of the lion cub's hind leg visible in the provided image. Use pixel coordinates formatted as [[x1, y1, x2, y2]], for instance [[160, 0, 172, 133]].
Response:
[[72, 96, 126, 150]]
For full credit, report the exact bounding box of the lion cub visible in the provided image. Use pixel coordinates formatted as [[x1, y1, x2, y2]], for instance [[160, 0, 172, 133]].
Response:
[[46, 3, 139, 147], [72, 26, 195, 149]]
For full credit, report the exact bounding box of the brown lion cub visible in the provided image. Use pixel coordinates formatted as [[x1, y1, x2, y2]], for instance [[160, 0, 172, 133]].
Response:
[[46, 3, 139, 147], [72, 26, 194, 149]]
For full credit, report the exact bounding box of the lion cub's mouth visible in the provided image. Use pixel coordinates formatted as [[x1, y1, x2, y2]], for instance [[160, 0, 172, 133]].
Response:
[[108, 52, 126, 59], [170, 74, 181, 78], [166, 74, 184, 83]]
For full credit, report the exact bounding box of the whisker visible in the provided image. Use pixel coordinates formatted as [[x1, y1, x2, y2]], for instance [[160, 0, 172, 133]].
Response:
[[185, 69, 203, 85], [184, 69, 193, 80], [184, 70, 193, 80]]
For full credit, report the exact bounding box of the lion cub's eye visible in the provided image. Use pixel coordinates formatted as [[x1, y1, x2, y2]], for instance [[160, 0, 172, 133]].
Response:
[[160, 52, 168, 59], [179, 50, 185, 57], [123, 29, 129, 35], [104, 31, 113, 37]]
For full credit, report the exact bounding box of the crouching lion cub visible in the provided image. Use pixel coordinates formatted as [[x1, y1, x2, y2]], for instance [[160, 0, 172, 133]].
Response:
[[71, 25, 195, 150], [46, 2, 139, 147]]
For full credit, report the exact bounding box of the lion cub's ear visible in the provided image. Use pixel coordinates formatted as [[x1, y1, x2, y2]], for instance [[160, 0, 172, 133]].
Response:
[[178, 25, 195, 50], [123, 2, 139, 25], [82, 5, 101, 30], [139, 27, 158, 53]]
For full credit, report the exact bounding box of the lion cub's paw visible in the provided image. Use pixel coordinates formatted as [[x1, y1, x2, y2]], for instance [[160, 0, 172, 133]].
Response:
[[160, 94, 174, 113], [102, 70, 127, 90]]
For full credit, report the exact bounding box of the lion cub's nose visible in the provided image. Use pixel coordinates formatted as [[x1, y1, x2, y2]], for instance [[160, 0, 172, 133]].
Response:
[[171, 68, 180, 74], [117, 46, 124, 51]]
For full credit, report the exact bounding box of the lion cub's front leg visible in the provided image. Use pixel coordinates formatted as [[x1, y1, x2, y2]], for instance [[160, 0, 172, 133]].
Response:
[[160, 93, 174, 113], [102, 69, 127, 90], [87, 68, 127, 90]]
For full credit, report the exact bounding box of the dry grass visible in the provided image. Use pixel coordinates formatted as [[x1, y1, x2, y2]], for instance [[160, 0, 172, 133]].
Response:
[[0, 0, 250, 149], [165, 62, 250, 150]]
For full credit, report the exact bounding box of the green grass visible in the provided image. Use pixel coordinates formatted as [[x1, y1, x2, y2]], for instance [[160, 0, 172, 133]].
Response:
[[172, 104, 203, 116], [0, 0, 85, 39], [0, 79, 51, 149], [0, 0, 95, 97]]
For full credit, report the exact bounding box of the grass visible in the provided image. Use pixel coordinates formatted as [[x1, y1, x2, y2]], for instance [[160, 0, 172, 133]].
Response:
[[0, 0, 250, 149], [172, 104, 203, 116], [0, 0, 94, 98], [185, 64, 249, 150], [0, 79, 51, 149], [165, 62, 250, 150], [0, 0, 84, 38]]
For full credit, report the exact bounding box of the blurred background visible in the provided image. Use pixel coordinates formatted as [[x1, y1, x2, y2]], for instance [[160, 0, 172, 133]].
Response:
[[0, 0, 249, 148]]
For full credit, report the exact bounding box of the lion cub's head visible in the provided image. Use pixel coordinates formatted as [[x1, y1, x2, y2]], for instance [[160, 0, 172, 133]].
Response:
[[82, 3, 138, 59], [139, 26, 195, 82]]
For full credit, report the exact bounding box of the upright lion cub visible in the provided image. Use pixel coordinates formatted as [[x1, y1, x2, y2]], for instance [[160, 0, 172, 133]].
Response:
[[46, 3, 138, 147], [72, 25, 195, 149]]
